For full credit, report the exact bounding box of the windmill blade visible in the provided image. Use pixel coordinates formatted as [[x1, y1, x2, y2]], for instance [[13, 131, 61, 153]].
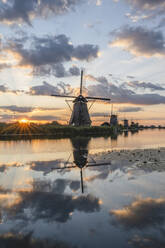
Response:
[[80, 168, 84, 194], [80, 70, 83, 95], [51, 94, 75, 98], [86, 96, 111, 101], [51, 165, 76, 171], [86, 162, 111, 168]]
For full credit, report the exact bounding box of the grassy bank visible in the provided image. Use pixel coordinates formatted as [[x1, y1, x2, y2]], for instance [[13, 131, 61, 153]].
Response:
[[0, 122, 119, 140]]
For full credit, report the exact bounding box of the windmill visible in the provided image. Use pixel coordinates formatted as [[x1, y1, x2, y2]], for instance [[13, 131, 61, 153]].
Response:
[[51, 70, 111, 126]]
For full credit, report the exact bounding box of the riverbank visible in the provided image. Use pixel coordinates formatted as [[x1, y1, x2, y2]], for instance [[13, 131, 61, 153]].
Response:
[[0, 123, 120, 140]]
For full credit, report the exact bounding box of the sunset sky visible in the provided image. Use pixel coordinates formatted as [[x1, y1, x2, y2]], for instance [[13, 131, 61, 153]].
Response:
[[0, 0, 165, 125]]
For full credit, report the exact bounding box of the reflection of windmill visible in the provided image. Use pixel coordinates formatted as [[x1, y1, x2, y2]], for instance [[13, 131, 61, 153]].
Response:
[[52, 137, 111, 193], [51, 70, 111, 126]]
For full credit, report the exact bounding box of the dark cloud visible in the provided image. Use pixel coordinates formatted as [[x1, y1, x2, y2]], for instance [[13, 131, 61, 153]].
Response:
[[0, 105, 34, 113], [128, 81, 165, 91], [127, 75, 135, 79], [0, 85, 23, 94], [29, 115, 60, 121], [110, 26, 165, 57], [91, 112, 110, 117], [126, 0, 165, 11], [33, 64, 80, 78], [0, 0, 84, 25], [69, 180, 80, 191], [0, 85, 9, 93], [87, 74, 165, 105], [8, 190, 101, 223], [118, 107, 143, 112], [0, 63, 11, 71], [29, 159, 66, 175], [8, 34, 99, 76], [69, 65, 80, 76], [0, 162, 23, 173], [29, 81, 60, 95], [29, 80, 74, 96], [0, 232, 75, 248], [110, 197, 165, 229], [129, 234, 165, 248], [121, 0, 165, 25]]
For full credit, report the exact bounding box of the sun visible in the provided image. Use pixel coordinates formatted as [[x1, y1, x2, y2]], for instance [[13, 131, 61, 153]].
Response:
[[19, 119, 29, 124]]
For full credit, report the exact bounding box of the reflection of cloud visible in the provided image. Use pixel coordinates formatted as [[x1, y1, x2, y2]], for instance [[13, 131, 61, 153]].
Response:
[[29, 159, 66, 175], [0, 232, 75, 248], [0, 178, 100, 223], [0, 162, 23, 173], [9, 190, 101, 223], [110, 26, 165, 57], [111, 197, 165, 229], [129, 234, 165, 248]]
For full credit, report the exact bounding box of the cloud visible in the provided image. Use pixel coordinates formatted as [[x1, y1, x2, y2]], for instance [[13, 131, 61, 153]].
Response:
[[119, 0, 165, 24], [29, 159, 66, 175], [0, 232, 75, 248], [0, 0, 85, 25], [118, 107, 143, 112], [69, 65, 80, 76], [7, 34, 99, 76], [29, 81, 60, 95], [129, 234, 165, 248], [0, 85, 9, 93], [110, 26, 165, 57], [87, 74, 165, 105], [8, 189, 101, 223], [125, 0, 165, 11], [0, 105, 63, 114], [127, 81, 165, 91], [29, 115, 60, 121], [0, 105, 34, 113], [29, 81, 74, 96], [91, 112, 110, 117], [0, 63, 11, 71], [110, 197, 165, 229]]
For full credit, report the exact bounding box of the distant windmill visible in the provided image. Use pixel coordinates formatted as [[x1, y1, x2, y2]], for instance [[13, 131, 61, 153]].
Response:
[[51, 70, 111, 126]]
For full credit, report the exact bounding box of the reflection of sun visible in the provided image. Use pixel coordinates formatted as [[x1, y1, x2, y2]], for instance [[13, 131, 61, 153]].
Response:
[[19, 119, 29, 124]]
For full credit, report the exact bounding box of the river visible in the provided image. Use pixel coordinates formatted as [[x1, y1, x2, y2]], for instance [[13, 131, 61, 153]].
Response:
[[0, 129, 165, 248]]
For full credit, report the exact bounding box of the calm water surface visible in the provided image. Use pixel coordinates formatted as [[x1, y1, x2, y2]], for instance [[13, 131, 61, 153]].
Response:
[[0, 129, 165, 248]]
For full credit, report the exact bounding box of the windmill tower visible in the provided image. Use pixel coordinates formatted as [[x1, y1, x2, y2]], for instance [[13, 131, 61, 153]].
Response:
[[51, 70, 111, 126]]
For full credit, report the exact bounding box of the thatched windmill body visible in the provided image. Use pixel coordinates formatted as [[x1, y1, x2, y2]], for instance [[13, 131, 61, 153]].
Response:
[[51, 70, 110, 126]]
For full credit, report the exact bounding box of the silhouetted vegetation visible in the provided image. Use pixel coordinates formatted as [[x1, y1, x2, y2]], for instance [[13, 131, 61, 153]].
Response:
[[0, 121, 118, 140], [0, 121, 164, 140]]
